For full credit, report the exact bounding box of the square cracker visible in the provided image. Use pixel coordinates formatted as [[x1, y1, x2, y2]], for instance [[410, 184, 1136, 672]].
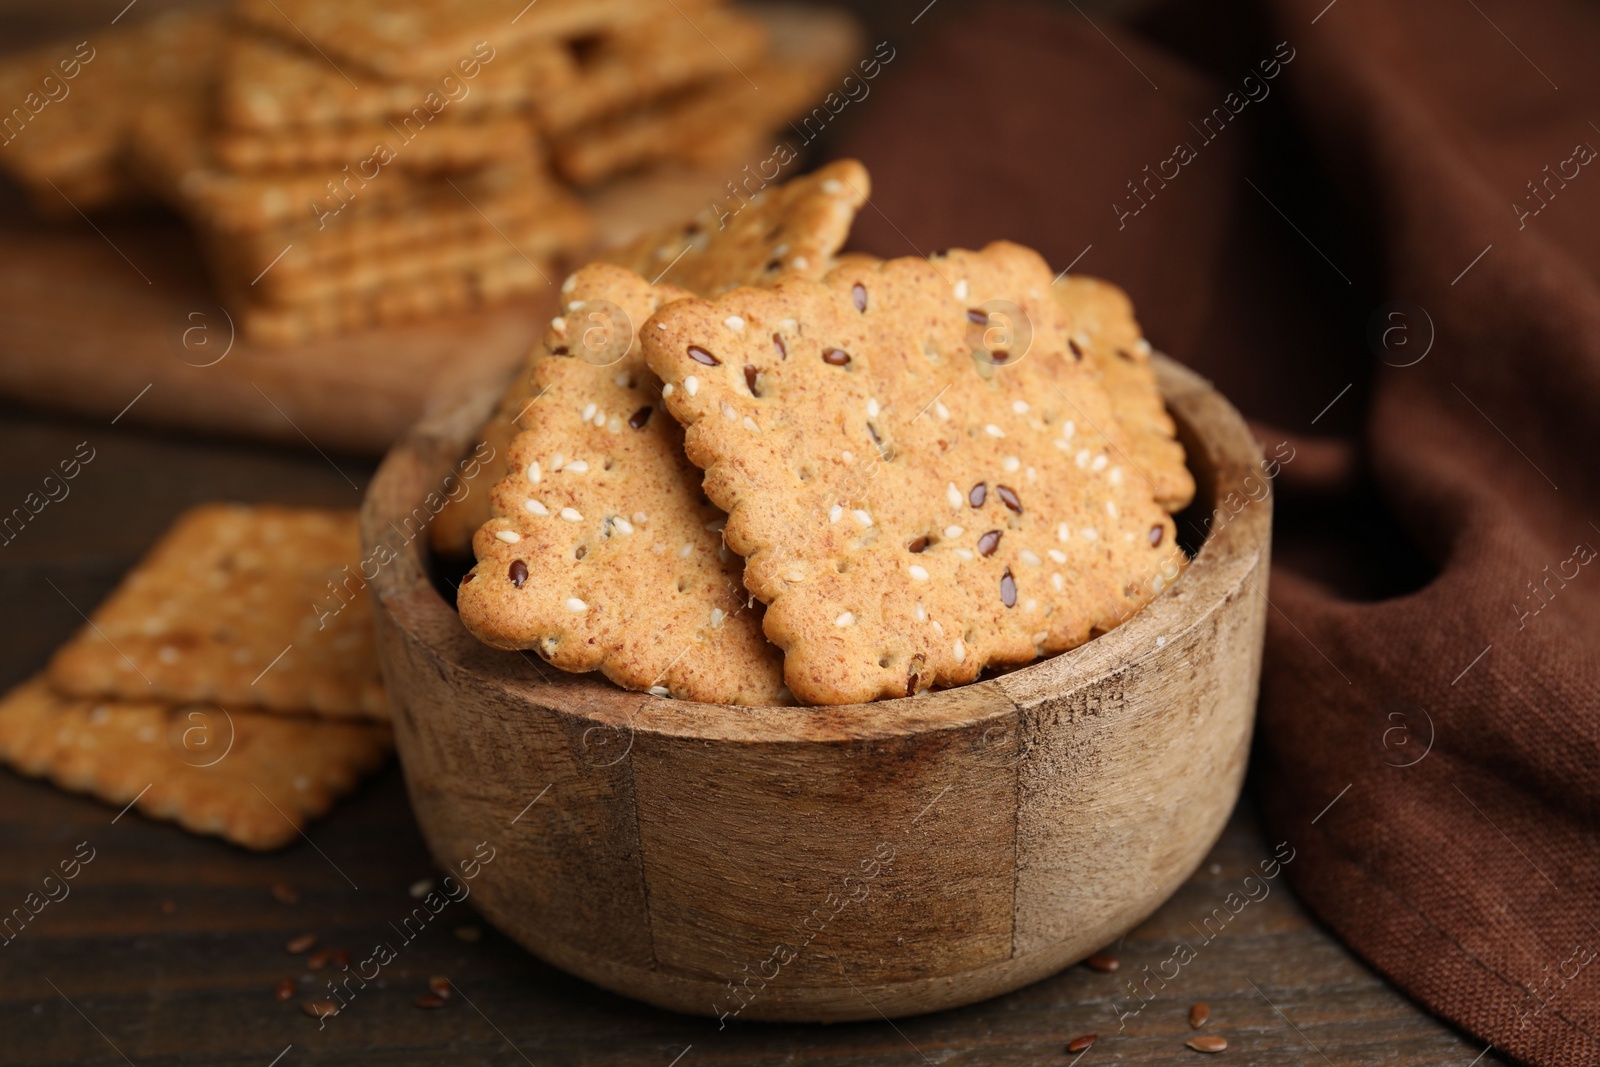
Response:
[[643, 242, 1186, 705], [432, 160, 872, 557], [0, 676, 391, 851], [216, 32, 571, 132], [1052, 276, 1194, 512], [456, 263, 789, 706], [48, 505, 388, 719], [210, 112, 540, 173], [232, 0, 671, 81]]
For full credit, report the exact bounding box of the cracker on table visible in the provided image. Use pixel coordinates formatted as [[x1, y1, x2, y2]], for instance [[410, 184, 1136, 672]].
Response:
[[216, 31, 570, 131], [598, 158, 870, 295], [643, 243, 1185, 705], [0, 676, 391, 851], [0, 10, 224, 214], [1053, 276, 1195, 512], [232, 0, 668, 81], [432, 159, 873, 558], [48, 505, 388, 719], [535, 8, 768, 136], [456, 263, 789, 706]]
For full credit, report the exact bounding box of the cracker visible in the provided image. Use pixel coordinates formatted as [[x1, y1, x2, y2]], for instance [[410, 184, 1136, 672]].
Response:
[[456, 263, 789, 706], [536, 8, 768, 136], [234, 250, 554, 346], [598, 158, 870, 295], [232, 0, 672, 81], [211, 112, 539, 172], [642, 243, 1185, 705], [0, 676, 391, 851], [433, 160, 872, 558], [0, 10, 224, 214], [48, 505, 388, 719], [216, 31, 570, 132], [1053, 276, 1195, 511]]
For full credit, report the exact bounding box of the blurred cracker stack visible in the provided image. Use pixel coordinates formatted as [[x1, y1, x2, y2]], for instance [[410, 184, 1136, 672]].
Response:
[[0, 0, 862, 345]]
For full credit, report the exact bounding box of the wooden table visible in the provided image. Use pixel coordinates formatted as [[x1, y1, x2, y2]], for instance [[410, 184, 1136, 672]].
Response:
[[0, 406, 1506, 1066]]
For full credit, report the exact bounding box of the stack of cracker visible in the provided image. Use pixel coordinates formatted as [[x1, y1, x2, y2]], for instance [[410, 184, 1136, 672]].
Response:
[[0, 505, 392, 850], [447, 160, 1201, 708], [0, 1, 860, 345]]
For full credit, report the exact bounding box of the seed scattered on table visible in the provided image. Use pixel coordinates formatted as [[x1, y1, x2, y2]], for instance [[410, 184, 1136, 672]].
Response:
[[274, 978, 296, 1001], [409, 878, 434, 899], [1187, 1034, 1228, 1053], [308, 947, 336, 970], [1189, 1001, 1210, 1028], [271, 881, 299, 905], [285, 933, 317, 954], [428, 976, 453, 999], [301, 999, 338, 1019], [1066, 1033, 1097, 1054], [1083, 952, 1119, 973]]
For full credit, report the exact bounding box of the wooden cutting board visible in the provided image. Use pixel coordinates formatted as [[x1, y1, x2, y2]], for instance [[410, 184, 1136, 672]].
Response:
[[0, 169, 737, 457]]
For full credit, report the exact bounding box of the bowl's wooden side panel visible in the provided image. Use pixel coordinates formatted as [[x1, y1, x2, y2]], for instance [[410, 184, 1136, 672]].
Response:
[[629, 683, 1019, 1011]]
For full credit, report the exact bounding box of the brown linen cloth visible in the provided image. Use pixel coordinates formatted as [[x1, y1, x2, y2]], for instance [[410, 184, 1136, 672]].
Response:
[[832, 0, 1600, 1062]]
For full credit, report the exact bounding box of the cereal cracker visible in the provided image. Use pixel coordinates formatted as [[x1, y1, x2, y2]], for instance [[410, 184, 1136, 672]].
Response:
[[456, 263, 789, 706], [0, 676, 390, 851], [1053, 276, 1194, 511], [49, 505, 388, 719], [211, 112, 539, 172], [643, 243, 1184, 705]]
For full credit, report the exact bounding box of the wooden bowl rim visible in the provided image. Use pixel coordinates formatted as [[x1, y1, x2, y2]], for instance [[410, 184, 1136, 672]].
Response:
[[364, 352, 1268, 745]]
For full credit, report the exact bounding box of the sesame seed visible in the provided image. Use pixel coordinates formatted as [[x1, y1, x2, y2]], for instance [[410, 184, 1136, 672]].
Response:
[[663, 383, 675, 399], [526, 461, 541, 483], [780, 317, 797, 332], [551, 453, 566, 471], [954, 279, 969, 301], [560, 507, 583, 522], [952, 639, 966, 662], [1082, 528, 1100, 541], [792, 256, 809, 269], [945, 525, 964, 538], [1012, 400, 1029, 414], [744, 416, 760, 433], [1075, 449, 1091, 468], [835, 611, 855, 627], [935, 401, 950, 420], [1062, 421, 1076, 440], [656, 322, 666, 330], [678, 544, 692, 557], [524, 499, 548, 516], [684, 376, 699, 396], [1020, 550, 1042, 567], [582, 403, 596, 421], [829, 504, 843, 523], [984, 424, 1005, 438], [594, 412, 605, 428], [932, 620, 944, 634], [496, 530, 521, 544], [158, 646, 180, 664], [784, 566, 806, 581], [1107, 501, 1119, 518], [822, 178, 843, 193], [1091, 455, 1108, 472], [1058, 523, 1071, 542], [852, 509, 873, 527], [1073, 331, 1091, 351], [841, 450, 854, 463], [946, 483, 963, 509], [705, 518, 726, 532], [710, 608, 725, 628], [1025, 598, 1038, 612], [1026, 466, 1037, 483], [1002, 456, 1020, 472], [561, 275, 577, 293], [612, 517, 634, 535], [615, 373, 630, 387], [1135, 338, 1153, 355], [1109, 467, 1124, 485], [867, 397, 880, 417], [914, 602, 927, 621], [725, 315, 745, 331], [1052, 573, 1064, 591], [1054, 439, 1071, 451], [565, 597, 588, 612], [565, 460, 589, 473], [1048, 549, 1066, 563], [721, 402, 738, 421], [550, 316, 567, 332], [955, 548, 975, 560], [606, 416, 622, 433], [909, 565, 929, 581], [649, 686, 669, 696], [634, 512, 648, 524]]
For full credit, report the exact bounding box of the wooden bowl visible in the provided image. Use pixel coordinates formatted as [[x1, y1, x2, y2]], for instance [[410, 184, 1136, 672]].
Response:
[[363, 353, 1270, 1023]]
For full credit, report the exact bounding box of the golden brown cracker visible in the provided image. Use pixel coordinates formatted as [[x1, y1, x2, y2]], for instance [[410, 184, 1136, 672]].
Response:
[[456, 263, 789, 705], [643, 243, 1185, 705], [1053, 276, 1195, 511], [0, 676, 391, 851], [211, 112, 539, 172], [48, 505, 388, 719], [598, 158, 870, 295], [215, 31, 569, 131]]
